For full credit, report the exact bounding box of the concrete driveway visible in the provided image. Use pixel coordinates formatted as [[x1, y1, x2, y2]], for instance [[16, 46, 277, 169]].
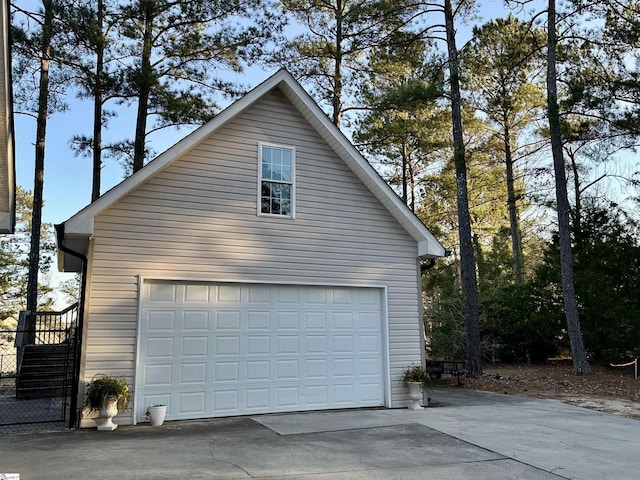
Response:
[[0, 388, 638, 480]]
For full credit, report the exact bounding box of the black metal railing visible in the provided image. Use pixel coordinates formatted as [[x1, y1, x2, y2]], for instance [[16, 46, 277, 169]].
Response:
[[1, 303, 80, 433], [15, 303, 79, 348]]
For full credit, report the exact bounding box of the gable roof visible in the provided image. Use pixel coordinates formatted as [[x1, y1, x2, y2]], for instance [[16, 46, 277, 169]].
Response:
[[58, 69, 444, 271]]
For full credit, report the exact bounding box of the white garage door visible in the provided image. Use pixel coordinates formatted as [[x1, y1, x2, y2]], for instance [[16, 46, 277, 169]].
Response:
[[136, 281, 385, 422]]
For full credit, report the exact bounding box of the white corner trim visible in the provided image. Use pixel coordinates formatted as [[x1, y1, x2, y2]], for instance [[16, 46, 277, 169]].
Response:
[[382, 286, 391, 408], [132, 274, 144, 426]]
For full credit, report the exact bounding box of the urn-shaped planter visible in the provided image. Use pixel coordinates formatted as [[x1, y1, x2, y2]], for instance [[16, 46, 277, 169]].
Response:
[[84, 374, 131, 431], [402, 363, 431, 410], [406, 382, 424, 410], [146, 404, 167, 426], [96, 396, 119, 431]]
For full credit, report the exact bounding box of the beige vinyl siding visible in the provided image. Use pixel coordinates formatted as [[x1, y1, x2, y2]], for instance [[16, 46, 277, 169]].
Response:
[[85, 88, 422, 413]]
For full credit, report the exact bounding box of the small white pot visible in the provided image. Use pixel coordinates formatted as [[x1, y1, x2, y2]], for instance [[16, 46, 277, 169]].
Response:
[[406, 382, 424, 410], [96, 396, 119, 431], [146, 404, 167, 426]]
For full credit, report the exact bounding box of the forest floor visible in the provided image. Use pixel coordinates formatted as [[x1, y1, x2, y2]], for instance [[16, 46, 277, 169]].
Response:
[[446, 360, 640, 420]]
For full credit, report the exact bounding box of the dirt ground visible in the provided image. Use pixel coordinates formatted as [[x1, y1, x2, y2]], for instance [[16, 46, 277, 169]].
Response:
[[447, 360, 640, 419]]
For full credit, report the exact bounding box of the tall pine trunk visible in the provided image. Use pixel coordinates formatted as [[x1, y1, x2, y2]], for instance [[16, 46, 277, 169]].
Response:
[[503, 123, 524, 284], [133, 0, 154, 173], [444, 0, 482, 377], [332, 0, 343, 127], [26, 0, 54, 319], [91, 0, 104, 202], [546, 0, 591, 375]]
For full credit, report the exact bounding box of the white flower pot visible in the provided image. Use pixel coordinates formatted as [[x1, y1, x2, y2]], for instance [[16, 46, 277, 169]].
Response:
[[96, 396, 119, 431], [407, 382, 424, 410], [147, 404, 167, 426]]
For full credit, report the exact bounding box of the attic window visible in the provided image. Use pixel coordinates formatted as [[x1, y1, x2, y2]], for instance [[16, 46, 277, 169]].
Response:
[[258, 143, 295, 217]]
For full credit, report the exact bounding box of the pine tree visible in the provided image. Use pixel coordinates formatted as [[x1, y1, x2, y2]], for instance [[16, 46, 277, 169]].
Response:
[[442, 0, 482, 376], [546, 0, 592, 375], [117, 0, 278, 172], [463, 16, 546, 284], [277, 0, 410, 127], [11, 0, 65, 318], [63, 0, 121, 202]]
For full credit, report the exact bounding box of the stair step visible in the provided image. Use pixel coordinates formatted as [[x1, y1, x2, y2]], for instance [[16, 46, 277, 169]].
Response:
[[16, 386, 68, 400], [20, 362, 69, 369], [22, 345, 70, 353], [16, 344, 75, 399], [18, 374, 72, 379], [22, 351, 70, 357], [18, 379, 68, 389]]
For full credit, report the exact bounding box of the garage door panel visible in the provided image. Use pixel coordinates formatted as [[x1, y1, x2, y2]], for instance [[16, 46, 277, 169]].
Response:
[[248, 311, 270, 329], [180, 336, 207, 356], [146, 310, 175, 331], [306, 335, 327, 353], [248, 285, 270, 303], [218, 285, 242, 303], [306, 312, 327, 329], [359, 312, 381, 330], [246, 388, 270, 409], [181, 363, 207, 384], [148, 283, 177, 303], [216, 311, 241, 330], [183, 310, 209, 330], [184, 284, 209, 303], [247, 335, 270, 355], [137, 283, 384, 422], [145, 337, 174, 358]]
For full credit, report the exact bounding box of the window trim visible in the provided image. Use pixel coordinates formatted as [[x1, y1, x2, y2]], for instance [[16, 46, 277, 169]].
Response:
[[257, 142, 296, 218]]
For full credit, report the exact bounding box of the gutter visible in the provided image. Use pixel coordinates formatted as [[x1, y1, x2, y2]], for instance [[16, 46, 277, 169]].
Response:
[[55, 223, 88, 429]]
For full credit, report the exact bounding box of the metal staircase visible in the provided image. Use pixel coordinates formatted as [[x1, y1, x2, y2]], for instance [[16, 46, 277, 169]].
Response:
[[16, 344, 74, 399]]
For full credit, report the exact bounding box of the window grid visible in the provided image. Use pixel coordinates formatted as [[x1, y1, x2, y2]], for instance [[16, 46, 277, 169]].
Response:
[[259, 144, 294, 217]]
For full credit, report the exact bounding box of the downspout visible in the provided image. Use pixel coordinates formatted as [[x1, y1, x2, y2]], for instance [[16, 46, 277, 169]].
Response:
[[420, 248, 452, 274], [420, 258, 436, 273], [55, 223, 88, 429]]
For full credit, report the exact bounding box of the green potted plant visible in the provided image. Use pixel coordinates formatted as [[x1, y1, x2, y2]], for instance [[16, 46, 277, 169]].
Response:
[[85, 374, 131, 431], [402, 363, 430, 410]]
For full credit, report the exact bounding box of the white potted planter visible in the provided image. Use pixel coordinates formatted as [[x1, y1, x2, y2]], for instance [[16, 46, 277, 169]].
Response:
[[406, 382, 425, 410], [84, 374, 131, 431], [402, 363, 430, 410], [146, 405, 168, 426], [96, 396, 120, 431]]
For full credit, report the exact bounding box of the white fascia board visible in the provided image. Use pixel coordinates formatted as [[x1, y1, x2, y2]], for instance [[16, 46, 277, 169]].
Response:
[[64, 217, 94, 236], [62, 69, 291, 235], [418, 239, 446, 258], [278, 79, 445, 258]]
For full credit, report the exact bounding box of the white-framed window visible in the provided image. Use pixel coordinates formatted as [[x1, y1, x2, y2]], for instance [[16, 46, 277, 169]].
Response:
[[258, 142, 295, 217]]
